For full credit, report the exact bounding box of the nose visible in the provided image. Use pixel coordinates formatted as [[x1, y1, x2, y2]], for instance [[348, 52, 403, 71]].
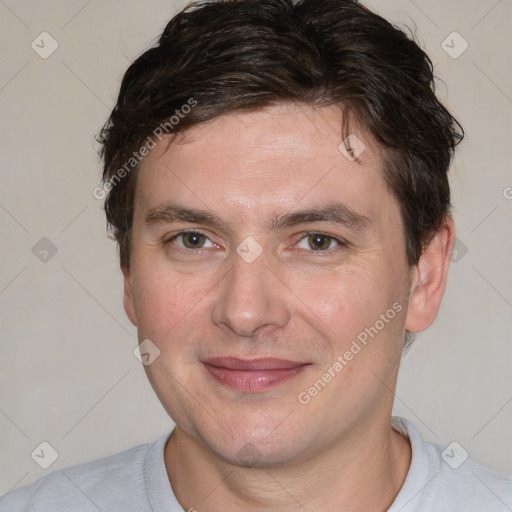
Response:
[[211, 249, 291, 338]]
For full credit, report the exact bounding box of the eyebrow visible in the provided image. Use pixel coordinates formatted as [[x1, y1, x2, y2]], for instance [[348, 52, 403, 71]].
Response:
[[144, 201, 371, 233], [144, 202, 232, 233], [268, 203, 371, 231]]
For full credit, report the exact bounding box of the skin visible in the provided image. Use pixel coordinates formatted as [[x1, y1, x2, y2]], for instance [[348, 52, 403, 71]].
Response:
[[123, 103, 455, 511]]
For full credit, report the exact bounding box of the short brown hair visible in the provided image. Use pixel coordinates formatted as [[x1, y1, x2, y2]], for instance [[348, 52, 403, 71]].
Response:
[[97, 0, 463, 269]]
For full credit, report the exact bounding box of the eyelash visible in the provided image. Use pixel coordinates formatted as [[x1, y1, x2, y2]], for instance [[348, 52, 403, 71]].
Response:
[[295, 231, 346, 252], [164, 230, 215, 249], [164, 230, 346, 252]]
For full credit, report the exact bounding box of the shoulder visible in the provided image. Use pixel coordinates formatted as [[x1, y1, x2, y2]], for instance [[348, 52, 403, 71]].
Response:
[[0, 439, 157, 512], [424, 439, 512, 510], [391, 417, 512, 512]]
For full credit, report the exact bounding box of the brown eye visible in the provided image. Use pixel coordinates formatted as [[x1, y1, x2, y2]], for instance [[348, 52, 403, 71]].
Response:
[[297, 233, 340, 251], [308, 234, 332, 250], [172, 232, 213, 249], [183, 233, 206, 248]]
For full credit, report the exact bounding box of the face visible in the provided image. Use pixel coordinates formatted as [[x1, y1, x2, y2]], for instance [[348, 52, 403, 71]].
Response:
[[123, 103, 432, 467]]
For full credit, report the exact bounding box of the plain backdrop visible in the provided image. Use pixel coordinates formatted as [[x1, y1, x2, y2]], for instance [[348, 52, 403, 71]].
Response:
[[1, 0, 511, 494]]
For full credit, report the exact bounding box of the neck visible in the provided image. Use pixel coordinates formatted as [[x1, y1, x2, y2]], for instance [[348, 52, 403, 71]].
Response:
[[164, 416, 411, 512]]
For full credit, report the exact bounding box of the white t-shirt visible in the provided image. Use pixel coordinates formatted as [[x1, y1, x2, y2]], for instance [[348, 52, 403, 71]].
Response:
[[2, 417, 511, 511]]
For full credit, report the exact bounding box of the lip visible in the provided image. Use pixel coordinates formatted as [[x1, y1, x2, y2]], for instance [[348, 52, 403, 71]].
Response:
[[202, 357, 310, 392]]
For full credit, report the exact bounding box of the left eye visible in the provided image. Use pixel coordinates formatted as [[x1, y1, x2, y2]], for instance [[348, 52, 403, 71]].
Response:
[[170, 232, 216, 249], [297, 233, 341, 251]]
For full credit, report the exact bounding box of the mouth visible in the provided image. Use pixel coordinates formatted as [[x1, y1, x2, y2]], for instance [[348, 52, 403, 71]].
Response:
[[202, 357, 310, 392]]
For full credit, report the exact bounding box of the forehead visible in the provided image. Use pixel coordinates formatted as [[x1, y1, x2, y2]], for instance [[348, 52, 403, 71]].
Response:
[[135, 103, 392, 222]]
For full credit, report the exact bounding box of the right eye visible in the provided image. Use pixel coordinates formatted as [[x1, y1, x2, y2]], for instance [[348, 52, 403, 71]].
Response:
[[167, 231, 216, 250]]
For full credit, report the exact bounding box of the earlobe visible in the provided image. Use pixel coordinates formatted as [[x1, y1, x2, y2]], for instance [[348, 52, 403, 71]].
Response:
[[122, 265, 138, 327], [405, 216, 455, 333]]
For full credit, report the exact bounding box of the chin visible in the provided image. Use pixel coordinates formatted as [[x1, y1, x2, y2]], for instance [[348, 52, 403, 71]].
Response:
[[214, 439, 306, 469], [190, 416, 316, 469]]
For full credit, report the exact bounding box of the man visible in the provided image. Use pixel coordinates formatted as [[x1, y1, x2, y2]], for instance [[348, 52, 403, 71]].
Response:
[[3, 0, 511, 510]]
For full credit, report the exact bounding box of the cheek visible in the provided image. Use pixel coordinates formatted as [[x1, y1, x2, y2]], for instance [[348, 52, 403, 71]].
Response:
[[131, 261, 212, 344], [288, 262, 407, 351]]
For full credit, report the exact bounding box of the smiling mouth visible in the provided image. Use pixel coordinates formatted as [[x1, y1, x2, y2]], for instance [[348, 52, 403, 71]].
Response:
[[202, 357, 310, 392]]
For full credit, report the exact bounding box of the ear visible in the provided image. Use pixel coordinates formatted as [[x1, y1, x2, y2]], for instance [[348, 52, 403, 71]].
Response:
[[405, 216, 455, 333], [122, 265, 138, 327]]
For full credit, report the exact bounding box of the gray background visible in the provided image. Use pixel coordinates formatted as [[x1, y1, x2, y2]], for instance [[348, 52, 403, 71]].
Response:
[[1, 0, 511, 495]]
